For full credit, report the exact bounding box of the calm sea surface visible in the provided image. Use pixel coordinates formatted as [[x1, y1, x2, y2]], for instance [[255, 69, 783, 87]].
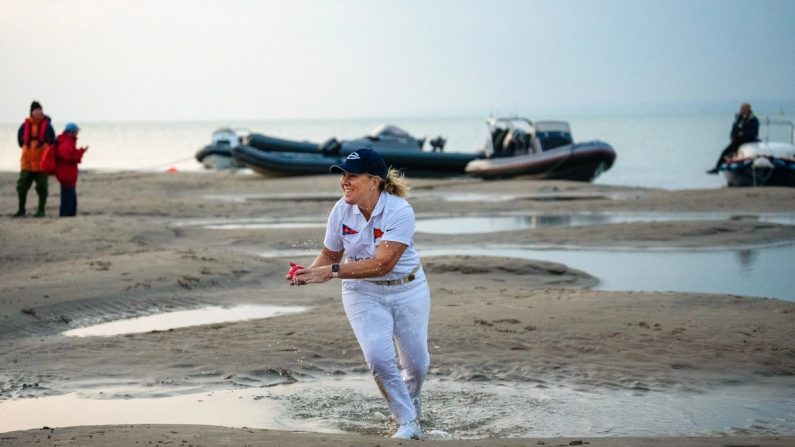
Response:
[[1, 113, 792, 189]]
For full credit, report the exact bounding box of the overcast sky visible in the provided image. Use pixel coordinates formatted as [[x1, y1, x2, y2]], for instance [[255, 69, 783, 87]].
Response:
[[1, 0, 793, 122]]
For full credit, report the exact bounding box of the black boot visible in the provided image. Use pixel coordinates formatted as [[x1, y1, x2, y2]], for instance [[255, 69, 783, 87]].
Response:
[[34, 195, 46, 218], [14, 189, 26, 217]]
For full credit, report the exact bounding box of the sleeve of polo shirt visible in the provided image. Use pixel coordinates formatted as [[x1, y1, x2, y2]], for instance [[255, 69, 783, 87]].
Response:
[[380, 204, 415, 246], [323, 200, 345, 252]]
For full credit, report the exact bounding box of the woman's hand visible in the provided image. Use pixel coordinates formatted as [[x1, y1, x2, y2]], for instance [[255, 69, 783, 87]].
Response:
[[292, 265, 331, 285], [285, 262, 304, 282], [287, 247, 342, 286]]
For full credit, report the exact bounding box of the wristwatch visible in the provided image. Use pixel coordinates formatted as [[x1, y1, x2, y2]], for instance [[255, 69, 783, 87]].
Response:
[[331, 263, 340, 278]]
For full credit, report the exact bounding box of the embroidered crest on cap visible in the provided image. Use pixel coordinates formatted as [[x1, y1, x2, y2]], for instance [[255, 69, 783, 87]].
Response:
[[347, 152, 361, 160]]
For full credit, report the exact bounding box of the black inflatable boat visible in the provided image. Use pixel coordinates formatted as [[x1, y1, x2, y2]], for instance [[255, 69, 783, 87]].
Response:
[[235, 124, 478, 177]]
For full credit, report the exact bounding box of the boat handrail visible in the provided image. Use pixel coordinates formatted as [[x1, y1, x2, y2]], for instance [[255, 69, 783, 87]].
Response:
[[763, 116, 794, 144], [486, 116, 535, 129]]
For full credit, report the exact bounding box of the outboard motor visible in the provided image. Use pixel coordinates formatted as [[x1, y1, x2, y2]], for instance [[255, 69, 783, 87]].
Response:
[[430, 136, 446, 152], [320, 138, 342, 155]]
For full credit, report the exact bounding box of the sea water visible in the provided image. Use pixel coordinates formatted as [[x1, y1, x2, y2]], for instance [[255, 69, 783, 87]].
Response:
[[1, 112, 792, 189]]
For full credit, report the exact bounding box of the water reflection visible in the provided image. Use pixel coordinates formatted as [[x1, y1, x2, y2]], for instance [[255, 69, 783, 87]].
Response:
[[415, 212, 795, 234], [63, 305, 308, 337], [415, 214, 606, 234], [736, 248, 757, 273]]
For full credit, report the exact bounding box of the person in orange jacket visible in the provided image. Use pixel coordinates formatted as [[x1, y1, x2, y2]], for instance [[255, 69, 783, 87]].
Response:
[[54, 123, 88, 217], [15, 101, 56, 217]]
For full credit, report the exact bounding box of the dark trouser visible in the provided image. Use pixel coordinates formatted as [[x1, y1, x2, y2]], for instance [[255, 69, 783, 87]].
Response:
[[713, 138, 756, 170], [16, 170, 48, 214], [60, 185, 77, 217]]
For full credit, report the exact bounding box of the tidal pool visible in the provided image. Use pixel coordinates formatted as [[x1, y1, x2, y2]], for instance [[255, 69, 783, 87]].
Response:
[[171, 216, 325, 230], [174, 212, 795, 233], [414, 211, 795, 234], [1, 376, 793, 438], [63, 305, 308, 337], [422, 244, 795, 302], [200, 191, 632, 204]]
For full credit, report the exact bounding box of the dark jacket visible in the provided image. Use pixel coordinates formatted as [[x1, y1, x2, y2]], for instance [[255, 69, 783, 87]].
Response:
[[55, 132, 86, 188], [730, 113, 759, 143]]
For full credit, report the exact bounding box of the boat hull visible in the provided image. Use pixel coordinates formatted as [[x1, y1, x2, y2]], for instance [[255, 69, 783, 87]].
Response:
[[247, 133, 320, 154], [233, 145, 478, 177], [465, 141, 616, 181], [234, 146, 343, 176], [719, 142, 795, 187], [721, 160, 795, 187]]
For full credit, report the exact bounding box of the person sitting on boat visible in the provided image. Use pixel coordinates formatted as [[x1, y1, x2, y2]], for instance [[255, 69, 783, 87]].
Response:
[[707, 102, 759, 174]]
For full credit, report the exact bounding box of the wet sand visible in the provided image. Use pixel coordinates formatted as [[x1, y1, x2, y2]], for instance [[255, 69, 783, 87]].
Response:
[[1, 171, 794, 446]]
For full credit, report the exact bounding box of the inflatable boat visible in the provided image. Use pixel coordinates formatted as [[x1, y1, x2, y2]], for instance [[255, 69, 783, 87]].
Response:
[[465, 118, 616, 180], [235, 124, 477, 177], [247, 124, 438, 155], [719, 119, 795, 187], [233, 143, 478, 177]]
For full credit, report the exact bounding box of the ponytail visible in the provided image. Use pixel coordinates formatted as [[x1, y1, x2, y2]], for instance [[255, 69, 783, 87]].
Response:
[[380, 167, 410, 197]]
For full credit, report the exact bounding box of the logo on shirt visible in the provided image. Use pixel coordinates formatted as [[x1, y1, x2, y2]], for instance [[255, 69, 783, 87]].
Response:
[[342, 224, 359, 235], [373, 228, 383, 240]]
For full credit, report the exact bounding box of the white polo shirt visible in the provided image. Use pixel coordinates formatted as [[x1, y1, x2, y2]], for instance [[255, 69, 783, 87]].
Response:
[[324, 192, 421, 281]]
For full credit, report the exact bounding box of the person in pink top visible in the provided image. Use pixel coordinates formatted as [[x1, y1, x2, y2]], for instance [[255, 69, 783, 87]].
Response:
[[54, 123, 88, 217]]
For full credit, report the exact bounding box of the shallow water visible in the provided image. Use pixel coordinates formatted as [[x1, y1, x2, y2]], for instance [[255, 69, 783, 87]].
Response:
[[1, 375, 793, 438], [172, 211, 795, 233], [63, 305, 308, 337], [415, 211, 795, 234], [201, 190, 633, 204], [422, 244, 795, 302]]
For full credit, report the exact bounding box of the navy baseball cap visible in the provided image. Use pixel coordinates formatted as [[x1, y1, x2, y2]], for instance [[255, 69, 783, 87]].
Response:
[[330, 148, 388, 178]]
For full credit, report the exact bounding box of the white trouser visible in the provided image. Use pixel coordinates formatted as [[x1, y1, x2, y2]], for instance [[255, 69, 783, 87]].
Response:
[[341, 269, 431, 424]]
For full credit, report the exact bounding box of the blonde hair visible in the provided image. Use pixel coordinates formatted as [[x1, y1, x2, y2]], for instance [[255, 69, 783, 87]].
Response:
[[378, 168, 410, 197]]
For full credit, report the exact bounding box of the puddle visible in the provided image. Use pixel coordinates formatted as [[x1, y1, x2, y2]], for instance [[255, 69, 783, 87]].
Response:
[[171, 216, 326, 230], [415, 212, 795, 234], [173, 212, 795, 233], [422, 244, 795, 302], [416, 191, 637, 202], [204, 222, 324, 230], [63, 305, 308, 337], [203, 192, 341, 203], [201, 191, 633, 204], [1, 376, 793, 437]]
